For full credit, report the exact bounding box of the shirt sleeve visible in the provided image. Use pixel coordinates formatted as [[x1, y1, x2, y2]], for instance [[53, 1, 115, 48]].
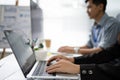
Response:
[[98, 21, 120, 49], [80, 59, 120, 80], [86, 30, 93, 48], [86, 39, 93, 48], [74, 52, 111, 64], [80, 64, 97, 80]]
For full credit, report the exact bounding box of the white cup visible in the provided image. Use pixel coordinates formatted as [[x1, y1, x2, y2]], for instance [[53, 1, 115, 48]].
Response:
[[35, 50, 47, 61]]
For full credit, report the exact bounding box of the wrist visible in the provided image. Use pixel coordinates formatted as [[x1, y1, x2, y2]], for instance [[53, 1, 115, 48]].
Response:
[[74, 65, 80, 74], [68, 57, 74, 63]]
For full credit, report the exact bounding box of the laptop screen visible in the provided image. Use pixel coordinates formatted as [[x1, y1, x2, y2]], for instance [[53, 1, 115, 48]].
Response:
[[4, 30, 36, 77]]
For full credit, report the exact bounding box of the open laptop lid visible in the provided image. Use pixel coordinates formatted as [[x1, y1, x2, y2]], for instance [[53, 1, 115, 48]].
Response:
[[4, 30, 36, 77]]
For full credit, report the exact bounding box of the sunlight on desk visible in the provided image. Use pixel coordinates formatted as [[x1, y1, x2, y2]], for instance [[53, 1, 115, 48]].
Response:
[[0, 54, 26, 80]]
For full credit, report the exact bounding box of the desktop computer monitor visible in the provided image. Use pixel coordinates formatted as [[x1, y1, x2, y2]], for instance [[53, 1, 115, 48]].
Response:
[[30, 0, 43, 42]]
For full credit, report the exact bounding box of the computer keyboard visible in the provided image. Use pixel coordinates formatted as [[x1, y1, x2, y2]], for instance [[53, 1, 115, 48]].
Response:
[[33, 61, 46, 76], [33, 61, 56, 76]]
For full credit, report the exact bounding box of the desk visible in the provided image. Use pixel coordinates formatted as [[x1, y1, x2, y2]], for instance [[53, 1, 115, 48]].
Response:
[[0, 54, 26, 80], [0, 52, 81, 80]]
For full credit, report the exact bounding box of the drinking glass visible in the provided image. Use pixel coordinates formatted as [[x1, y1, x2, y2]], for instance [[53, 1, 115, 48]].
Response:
[[45, 39, 51, 52]]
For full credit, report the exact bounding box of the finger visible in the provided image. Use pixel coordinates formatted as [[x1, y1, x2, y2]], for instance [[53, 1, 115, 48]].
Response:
[[58, 47, 64, 52], [58, 49, 62, 52], [56, 58, 61, 61], [46, 63, 60, 70], [46, 63, 60, 72], [48, 55, 63, 63], [46, 63, 61, 73], [47, 67, 60, 73], [47, 56, 57, 64]]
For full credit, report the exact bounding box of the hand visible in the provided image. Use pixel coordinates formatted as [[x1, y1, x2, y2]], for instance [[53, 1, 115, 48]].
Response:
[[47, 55, 74, 65], [46, 59, 80, 74], [58, 46, 74, 53]]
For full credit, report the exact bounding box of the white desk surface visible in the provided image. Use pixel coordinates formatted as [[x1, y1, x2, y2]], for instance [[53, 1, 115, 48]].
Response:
[[0, 54, 26, 80]]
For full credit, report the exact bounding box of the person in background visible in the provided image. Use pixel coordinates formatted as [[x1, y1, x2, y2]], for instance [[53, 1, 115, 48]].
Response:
[[58, 0, 120, 55], [46, 0, 120, 80]]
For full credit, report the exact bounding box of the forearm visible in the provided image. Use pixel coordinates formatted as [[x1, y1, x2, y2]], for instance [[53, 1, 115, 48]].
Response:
[[78, 47, 103, 54], [74, 50, 112, 64]]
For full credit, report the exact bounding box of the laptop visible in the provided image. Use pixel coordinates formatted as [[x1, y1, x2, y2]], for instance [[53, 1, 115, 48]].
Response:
[[4, 30, 80, 80]]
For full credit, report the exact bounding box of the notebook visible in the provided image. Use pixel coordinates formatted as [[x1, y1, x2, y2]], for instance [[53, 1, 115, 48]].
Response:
[[4, 30, 80, 80]]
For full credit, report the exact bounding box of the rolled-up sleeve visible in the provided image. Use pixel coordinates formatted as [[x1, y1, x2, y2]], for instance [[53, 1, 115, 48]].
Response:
[[86, 32, 93, 48], [86, 39, 93, 48]]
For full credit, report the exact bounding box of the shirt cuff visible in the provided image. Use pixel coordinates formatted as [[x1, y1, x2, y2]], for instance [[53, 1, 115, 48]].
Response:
[[80, 64, 96, 80]]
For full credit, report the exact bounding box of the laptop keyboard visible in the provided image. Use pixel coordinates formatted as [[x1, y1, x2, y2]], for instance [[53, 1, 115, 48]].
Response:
[[33, 61, 47, 76]]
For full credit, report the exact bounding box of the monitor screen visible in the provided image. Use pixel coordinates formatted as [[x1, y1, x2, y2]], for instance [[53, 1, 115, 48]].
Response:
[[30, 0, 43, 41]]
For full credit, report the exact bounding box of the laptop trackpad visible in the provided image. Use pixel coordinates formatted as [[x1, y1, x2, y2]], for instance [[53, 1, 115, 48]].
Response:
[[56, 73, 79, 79], [42, 71, 56, 76]]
